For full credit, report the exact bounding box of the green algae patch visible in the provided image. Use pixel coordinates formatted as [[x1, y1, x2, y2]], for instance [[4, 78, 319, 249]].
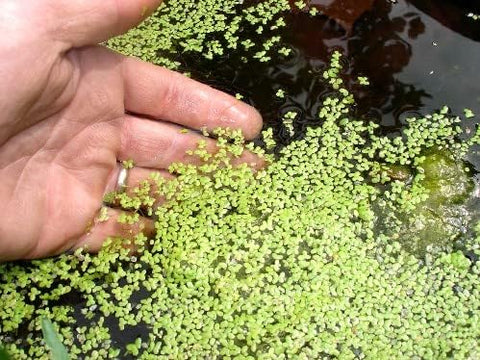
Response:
[[2, 1, 480, 359], [377, 147, 476, 255], [420, 149, 474, 205]]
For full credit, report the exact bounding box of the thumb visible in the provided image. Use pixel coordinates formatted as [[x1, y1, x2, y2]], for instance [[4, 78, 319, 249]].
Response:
[[50, 0, 162, 48]]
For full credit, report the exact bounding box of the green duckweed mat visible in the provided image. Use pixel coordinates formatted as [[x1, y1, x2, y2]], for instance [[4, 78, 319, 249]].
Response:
[[1, 1, 480, 359]]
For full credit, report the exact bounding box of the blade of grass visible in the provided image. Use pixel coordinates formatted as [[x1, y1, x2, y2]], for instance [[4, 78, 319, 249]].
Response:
[[0, 345, 11, 360], [41, 318, 69, 360]]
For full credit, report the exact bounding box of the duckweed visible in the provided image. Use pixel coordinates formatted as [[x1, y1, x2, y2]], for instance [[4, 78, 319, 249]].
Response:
[[2, 1, 480, 359], [107, 0, 290, 68], [282, 111, 297, 137], [357, 76, 370, 86], [464, 108, 475, 118], [275, 89, 286, 99], [467, 12, 480, 21]]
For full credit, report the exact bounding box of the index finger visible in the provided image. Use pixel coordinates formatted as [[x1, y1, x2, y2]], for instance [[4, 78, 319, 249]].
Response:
[[121, 55, 263, 140]]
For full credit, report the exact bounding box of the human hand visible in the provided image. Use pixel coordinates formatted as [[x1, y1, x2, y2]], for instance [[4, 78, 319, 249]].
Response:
[[0, 0, 262, 261]]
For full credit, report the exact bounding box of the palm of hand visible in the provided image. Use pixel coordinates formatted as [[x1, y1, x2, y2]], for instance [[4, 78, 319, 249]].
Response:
[[1, 46, 126, 259], [0, 2, 262, 261]]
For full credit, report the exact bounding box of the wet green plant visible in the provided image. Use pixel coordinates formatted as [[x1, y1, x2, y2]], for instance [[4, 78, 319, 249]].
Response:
[[282, 110, 297, 137], [275, 88, 286, 99], [357, 76, 370, 86], [464, 108, 475, 118]]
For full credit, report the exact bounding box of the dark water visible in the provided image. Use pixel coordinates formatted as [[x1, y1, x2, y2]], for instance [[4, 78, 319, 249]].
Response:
[[180, 0, 480, 158]]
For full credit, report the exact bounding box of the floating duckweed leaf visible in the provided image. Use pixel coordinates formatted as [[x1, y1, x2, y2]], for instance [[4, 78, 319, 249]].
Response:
[[358, 76, 370, 86], [468, 12, 480, 21], [275, 88, 286, 98], [122, 159, 134, 169], [464, 108, 475, 118]]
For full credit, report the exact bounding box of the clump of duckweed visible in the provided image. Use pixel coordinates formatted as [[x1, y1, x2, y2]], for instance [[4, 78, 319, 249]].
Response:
[[357, 76, 370, 86], [465, 108, 475, 119], [281, 111, 297, 137], [2, 48, 480, 358], [107, 0, 290, 68], [467, 12, 480, 21]]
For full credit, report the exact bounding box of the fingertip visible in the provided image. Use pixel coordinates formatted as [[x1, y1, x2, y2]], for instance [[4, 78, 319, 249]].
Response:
[[231, 150, 267, 171], [224, 101, 263, 140], [122, 58, 263, 138], [244, 106, 264, 140]]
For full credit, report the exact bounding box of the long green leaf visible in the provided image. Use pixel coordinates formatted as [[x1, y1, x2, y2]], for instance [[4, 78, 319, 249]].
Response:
[[0, 345, 11, 360], [41, 318, 69, 360]]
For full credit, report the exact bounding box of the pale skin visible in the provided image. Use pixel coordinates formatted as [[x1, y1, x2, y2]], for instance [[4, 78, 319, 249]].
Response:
[[0, 0, 263, 261]]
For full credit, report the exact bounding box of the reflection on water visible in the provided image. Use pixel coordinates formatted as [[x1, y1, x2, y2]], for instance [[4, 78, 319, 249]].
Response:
[[347, 0, 428, 129], [408, 0, 480, 41]]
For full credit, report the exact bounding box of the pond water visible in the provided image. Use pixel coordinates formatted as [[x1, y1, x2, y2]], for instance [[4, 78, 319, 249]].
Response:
[[179, 0, 480, 254], [179, 0, 479, 141], [0, 0, 480, 358], [169, 0, 480, 338]]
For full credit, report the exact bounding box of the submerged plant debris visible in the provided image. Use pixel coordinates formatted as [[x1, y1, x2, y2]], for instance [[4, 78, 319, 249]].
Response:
[[2, 0, 480, 359]]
